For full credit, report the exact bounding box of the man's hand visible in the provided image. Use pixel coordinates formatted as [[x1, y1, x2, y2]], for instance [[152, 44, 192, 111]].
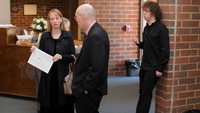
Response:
[[84, 90, 88, 94], [156, 71, 162, 77], [133, 37, 139, 44]]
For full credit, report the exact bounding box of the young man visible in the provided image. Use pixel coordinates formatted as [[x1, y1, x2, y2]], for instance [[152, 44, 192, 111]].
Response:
[[133, 1, 170, 113], [72, 4, 110, 113]]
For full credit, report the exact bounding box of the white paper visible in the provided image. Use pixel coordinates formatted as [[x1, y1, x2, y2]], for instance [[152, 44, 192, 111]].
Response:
[[28, 48, 53, 74]]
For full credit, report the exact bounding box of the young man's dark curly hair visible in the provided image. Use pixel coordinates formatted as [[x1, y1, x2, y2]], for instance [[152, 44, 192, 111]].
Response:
[[142, 1, 162, 21]]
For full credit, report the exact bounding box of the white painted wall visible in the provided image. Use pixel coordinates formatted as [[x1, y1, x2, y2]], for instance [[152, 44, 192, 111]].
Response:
[[139, 0, 147, 60], [0, 0, 10, 24]]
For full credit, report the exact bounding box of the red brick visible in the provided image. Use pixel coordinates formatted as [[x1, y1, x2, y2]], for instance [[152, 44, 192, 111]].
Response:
[[192, 0, 200, 5], [99, 2, 110, 6], [191, 28, 200, 34], [90, 2, 99, 6], [192, 14, 200, 20], [197, 77, 200, 83], [162, 21, 170, 27], [196, 91, 200, 96], [172, 107, 178, 113], [179, 91, 195, 99], [182, 21, 199, 27], [188, 84, 200, 90], [175, 65, 180, 71], [156, 96, 171, 107], [159, 0, 174, 4], [173, 93, 178, 100], [158, 77, 173, 86], [156, 83, 172, 93], [155, 102, 171, 113], [181, 64, 197, 71], [182, 6, 199, 12], [181, 50, 198, 56], [167, 58, 173, 64], [110, 51, 120, 56], [115, 47, 126, 51], [110, 2, 122, 6], [160, 6, 175, 12], [156, 89, 172, 100], [174, 71, 187, 78], [177, 21, 181, 27], [174, 85, 187, 92], [191, 43, 200, 48], [177, 14, 191, 20], [109, 67, 120, 71], [176, 28, 191, 35], [198, 63, 200, 69], [176, 43, 189, 49], [173, 99, 186, 106], [162, 72, 173, 79], [115, 55, 125, 59], [187, 97, 200, 104], [188, 70, 200, 77], [178, 0, 191, 5], [104, 6, 116, 10], [182, 35, 198, 42], [162, 13, 175, 19], [189, 56, 200, 63], [164, 64, 173, 72], [110, 10, 121, 14], [195, 104, 200, 109], [175, 57, 189, 64], [110, 43, 120, 47], [179, 78, 195, 85], [109, 60, 120, 64]]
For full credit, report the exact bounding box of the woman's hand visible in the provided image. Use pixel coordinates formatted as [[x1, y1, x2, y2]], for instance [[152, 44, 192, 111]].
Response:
[[30, 45, 37, 52], [53, 54, 62, 62], [133, 37, 139, 44]]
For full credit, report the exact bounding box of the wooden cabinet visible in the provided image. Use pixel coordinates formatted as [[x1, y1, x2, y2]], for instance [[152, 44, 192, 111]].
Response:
[[0, 27, 36, 98], [0, 27, 83, 98]]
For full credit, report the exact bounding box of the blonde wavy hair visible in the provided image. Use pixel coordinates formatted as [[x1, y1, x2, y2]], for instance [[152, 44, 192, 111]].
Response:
[[46, 9, 66, 32]]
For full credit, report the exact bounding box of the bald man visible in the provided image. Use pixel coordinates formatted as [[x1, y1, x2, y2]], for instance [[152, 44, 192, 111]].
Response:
[[72, 4, 110, 113]]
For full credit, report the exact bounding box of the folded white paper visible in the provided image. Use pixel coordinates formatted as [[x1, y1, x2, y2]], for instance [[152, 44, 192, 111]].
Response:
[[28, 48, 53, 74]]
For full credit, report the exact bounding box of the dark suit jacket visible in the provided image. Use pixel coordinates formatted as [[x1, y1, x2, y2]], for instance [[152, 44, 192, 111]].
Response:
[[72, 22, 110, 98]]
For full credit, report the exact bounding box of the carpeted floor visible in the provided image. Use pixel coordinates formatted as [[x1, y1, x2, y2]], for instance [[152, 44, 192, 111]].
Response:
[[99, 76, 155, 113], [0, 76, 155, 113]]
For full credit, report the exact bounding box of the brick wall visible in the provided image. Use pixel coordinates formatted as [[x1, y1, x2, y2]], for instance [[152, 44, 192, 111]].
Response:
[[80, 0, 140, 76], [156, 0, 200, 112], [11, 0, 69, 31]]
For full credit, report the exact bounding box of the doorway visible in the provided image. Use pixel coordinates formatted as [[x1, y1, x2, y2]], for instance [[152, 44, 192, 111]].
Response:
[[70, 0, 79, 40]]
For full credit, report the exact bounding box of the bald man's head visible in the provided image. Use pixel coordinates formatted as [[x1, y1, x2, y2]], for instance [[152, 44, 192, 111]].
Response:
[[76, 4, 96, 20]]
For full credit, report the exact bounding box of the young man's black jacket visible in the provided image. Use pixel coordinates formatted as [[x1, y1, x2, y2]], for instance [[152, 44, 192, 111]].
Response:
[[137, 21, 170, 72]]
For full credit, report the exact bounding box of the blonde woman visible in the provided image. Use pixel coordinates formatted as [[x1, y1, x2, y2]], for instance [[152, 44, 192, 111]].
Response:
[[31, 9, 76, 113]]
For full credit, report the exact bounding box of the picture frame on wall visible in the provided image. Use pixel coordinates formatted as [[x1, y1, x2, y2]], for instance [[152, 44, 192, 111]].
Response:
[[24, 4, 37, 15]]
